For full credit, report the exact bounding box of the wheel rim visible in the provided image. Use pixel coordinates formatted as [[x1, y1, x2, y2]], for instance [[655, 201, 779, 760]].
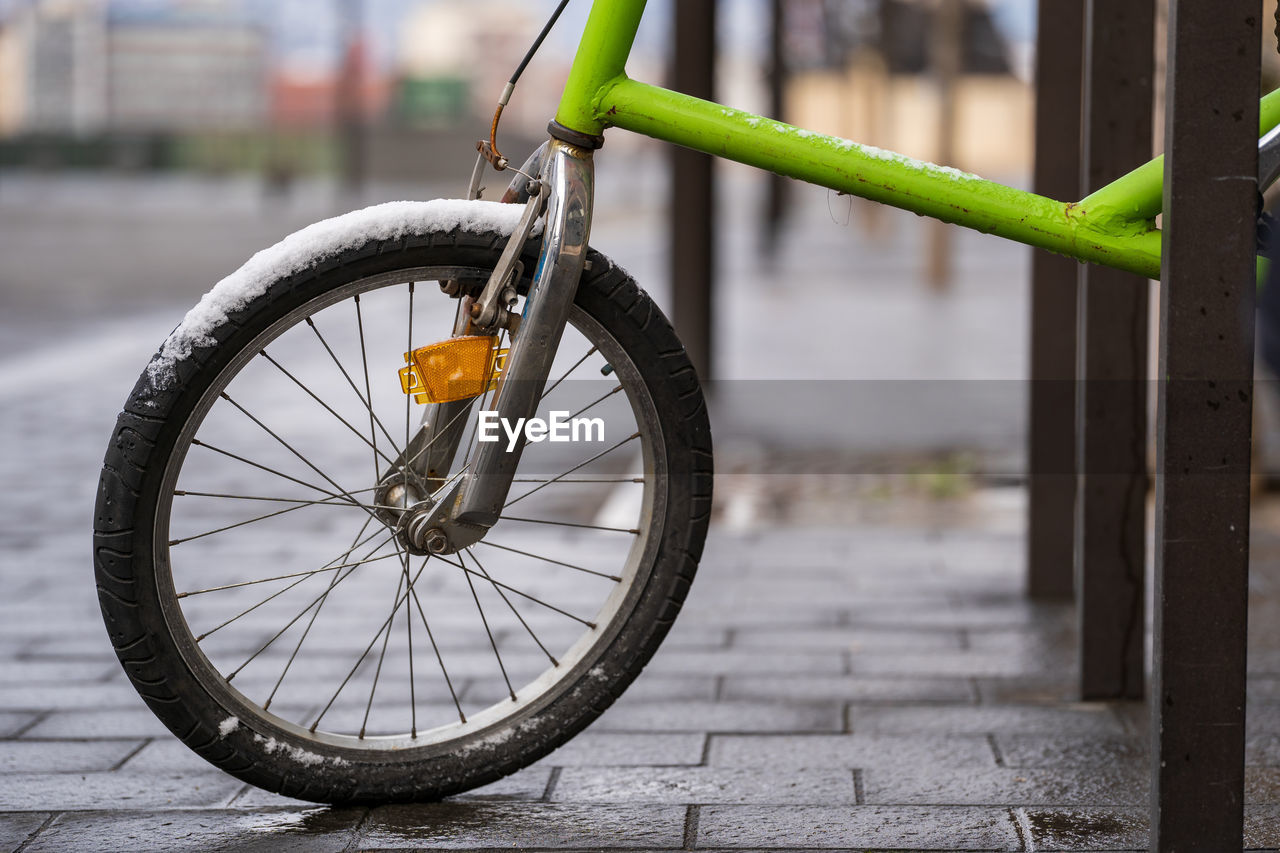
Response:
[[153, 263, 666, 752]]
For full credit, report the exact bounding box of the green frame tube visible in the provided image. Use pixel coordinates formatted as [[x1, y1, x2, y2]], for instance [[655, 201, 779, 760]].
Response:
[[555, 0, 1280, 280]]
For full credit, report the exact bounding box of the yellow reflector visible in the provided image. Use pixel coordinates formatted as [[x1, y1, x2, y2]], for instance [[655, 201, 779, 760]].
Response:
[[398, 335, 507, 404]]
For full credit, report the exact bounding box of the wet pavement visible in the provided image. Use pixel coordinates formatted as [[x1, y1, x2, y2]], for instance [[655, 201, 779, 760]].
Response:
[[4, 328, 1280, 849], [2, 169, 1280, 850]]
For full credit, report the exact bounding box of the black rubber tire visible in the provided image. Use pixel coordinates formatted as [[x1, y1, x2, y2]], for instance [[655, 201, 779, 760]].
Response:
[[93, 225, 712, 803]]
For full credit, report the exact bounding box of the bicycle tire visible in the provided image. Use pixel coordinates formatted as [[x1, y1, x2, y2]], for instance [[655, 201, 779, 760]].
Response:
[[93, 201, 712, 803]]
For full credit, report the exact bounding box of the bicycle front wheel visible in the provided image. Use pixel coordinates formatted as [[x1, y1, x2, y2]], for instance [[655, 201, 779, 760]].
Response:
[[93, 202, 712, 802]]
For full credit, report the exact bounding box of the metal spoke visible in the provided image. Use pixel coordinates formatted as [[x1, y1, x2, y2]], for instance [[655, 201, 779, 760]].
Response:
[[510, 477, 642, 484], [539, 345, 598, 402], [405, 282, 414, 480], [407, 576, 467, 723], [434, 552, 596, 628], [461, 555, 516, 701], [398, 400, 475, 474], [262, 518, 376, 710], [224, 522, 385, 683], [259, 347, 412, 483], [178, 550, 397, 598], [393, 539, 419, 737], [305, 315, 404, 459], [498, 515, 639, 535], [174, 486, 379, 505], [169, 493, 372, 547], [189, 439, 350, 503], [476, 540, 620, 582], [198, 528, 393, 643], [355, 293, 380, 485], [218, 391, 389, 532], [462, 548, 558, 665], [309, 558, 432, 732], [568, 383, 623, 422], [359, 562, 407, 738], [504, 431, 640, 509]]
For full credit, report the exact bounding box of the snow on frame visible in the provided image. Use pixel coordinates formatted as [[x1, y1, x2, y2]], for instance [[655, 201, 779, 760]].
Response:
[[147, 199, 534, 387]]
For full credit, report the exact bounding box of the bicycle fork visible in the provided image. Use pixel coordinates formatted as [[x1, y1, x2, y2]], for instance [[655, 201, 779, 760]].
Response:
[[388, 137, 596, 556]]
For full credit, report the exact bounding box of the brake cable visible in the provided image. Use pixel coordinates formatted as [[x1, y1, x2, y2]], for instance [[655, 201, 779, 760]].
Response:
[[478, 0, 574, 172]]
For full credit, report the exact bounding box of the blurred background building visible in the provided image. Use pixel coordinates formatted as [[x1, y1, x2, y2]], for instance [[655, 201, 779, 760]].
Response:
[[0, 0, 1034, 179]]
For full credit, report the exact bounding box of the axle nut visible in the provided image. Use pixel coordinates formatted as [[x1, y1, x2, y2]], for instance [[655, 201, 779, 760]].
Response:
[[423, 528, 450, 555]]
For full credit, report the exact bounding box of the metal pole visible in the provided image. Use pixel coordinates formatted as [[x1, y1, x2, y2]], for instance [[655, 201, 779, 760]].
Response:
[[336, 0, 365, 196], [762, 0, 789, 259], [1151, 0, 1258, 847], [1074, 0, 1153, 701], [1026, 0, 1084, 601], [670, 0, 717, 381], [925, 0, 963, 289]]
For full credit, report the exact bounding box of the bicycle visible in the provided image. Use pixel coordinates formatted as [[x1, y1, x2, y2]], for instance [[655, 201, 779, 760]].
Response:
[[93, 0, 1280, 803]]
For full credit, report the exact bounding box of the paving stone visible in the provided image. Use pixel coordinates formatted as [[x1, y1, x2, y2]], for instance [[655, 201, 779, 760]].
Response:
[[1246, 804, 1280, 849], [0, 772, 243, 810], [673, 605, 843, 629], [730, 628, 963, 652], [235, 765, 552, 808], [707, 734, 994, 769], [465, 675, 716, 705], [863, 766, 1148, 807], [1252, 650, 1280, 676], [20, 710, 173, 739], [443, 766, 554, 802], [694, 805, 1020, 850], [358, 802, 686, 848], [1248, 734, 1280, 766], [847, 650, 1073, 678], [1245, 767, 1280, 804], [0, 813, 49, 851], [537, 733, 706, 767], [642, 650, 843, 676], [22, 808, 363, 852], [844, 603, 1073, 630], [1014, 804, 1280, 851], [1018, 807, 1148, 851], [1248, 703, 1280, 737], [552, 767, 854, 804], [721, 675, 974, 704], [589, 701, 842, 733], [850, 705, 1127, 736], [0, 661, 116, 684], [1252, 677, 1280, 703], [994, 735, 1146, 769], [973, 675, 1080, 706], [0, 682, 148, 711], [0, 712, 37, 738], [0, 740, 143, 773], [116, 740, 216, 774]]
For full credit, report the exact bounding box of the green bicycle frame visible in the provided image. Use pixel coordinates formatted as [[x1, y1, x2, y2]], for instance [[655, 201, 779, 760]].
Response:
[[554, 0, 1280, 281]]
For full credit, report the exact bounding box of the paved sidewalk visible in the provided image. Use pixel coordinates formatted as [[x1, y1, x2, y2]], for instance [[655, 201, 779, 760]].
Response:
[[2, 328, 1279, 850], [2, 169, 1278, 850]]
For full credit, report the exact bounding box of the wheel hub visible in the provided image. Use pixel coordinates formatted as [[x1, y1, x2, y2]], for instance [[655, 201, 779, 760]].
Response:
[[375, 479, 432, 554]]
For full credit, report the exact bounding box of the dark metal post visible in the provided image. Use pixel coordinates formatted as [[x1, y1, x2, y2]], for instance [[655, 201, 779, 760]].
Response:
[[1151, 2, 1258, 848], [762, 0, 789, 258], [671, 0, 717, 381], [336, 0, 366, 195], [1074, 0, 1154, 700], [1026, 0, 1084, 600], [925, 0, 964, 289]]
